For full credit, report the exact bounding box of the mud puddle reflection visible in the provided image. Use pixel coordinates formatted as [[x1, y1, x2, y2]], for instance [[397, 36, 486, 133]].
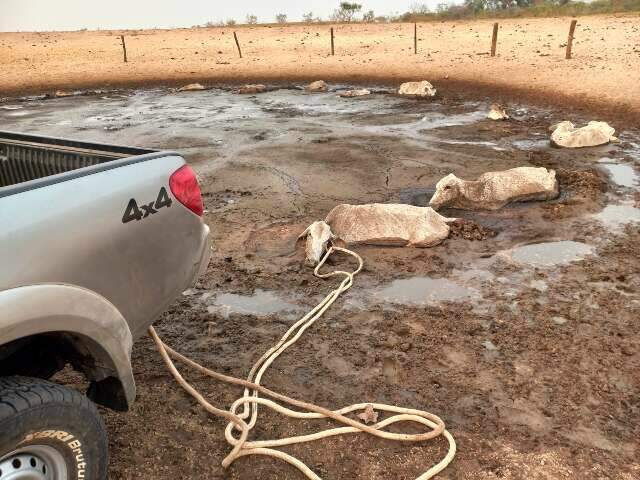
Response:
[[599, 161, 639, 188], [372, 276, 477, 306], [201, 289, 302, 318], [508, 241, 594, 266], [595, 204, 640, 228]]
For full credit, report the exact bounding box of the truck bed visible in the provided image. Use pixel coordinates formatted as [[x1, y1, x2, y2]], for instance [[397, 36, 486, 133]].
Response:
[[0, 131, 156, 189]]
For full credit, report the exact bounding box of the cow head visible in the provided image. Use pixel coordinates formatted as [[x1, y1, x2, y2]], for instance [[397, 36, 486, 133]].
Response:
[[429, 173, 462, 210]]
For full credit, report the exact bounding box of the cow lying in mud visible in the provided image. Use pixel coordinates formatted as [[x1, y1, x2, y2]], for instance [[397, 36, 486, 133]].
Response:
[[550, 121, 617, 148], [298, 221, 335, 266], [429, 167, 559, 211], [325, 203, 454, 247], [299, 204, 455, 265]]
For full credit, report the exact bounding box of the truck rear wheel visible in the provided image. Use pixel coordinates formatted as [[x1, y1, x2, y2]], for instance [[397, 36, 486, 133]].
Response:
[[0, 377, 108, 480]]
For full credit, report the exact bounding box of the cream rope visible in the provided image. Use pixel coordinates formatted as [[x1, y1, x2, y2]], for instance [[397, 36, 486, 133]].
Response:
[[149, 246, 456, 479]]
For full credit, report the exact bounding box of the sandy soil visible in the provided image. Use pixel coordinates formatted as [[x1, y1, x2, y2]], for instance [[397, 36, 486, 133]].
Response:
[[4, 86, 638, 478], [2, 14, 640, 120]]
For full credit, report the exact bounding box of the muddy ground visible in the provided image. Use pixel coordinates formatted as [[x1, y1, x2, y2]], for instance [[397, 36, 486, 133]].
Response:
[[3, 14, 640, 123], [3, 86, 639, 479]]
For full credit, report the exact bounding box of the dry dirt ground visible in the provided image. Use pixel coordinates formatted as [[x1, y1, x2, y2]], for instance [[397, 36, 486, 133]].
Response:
[[1, 14, 640, 121], [3, 84, 638, 479]]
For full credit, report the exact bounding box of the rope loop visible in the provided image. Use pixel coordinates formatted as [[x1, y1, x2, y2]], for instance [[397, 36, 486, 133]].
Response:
[[149, 246, 456, 479]]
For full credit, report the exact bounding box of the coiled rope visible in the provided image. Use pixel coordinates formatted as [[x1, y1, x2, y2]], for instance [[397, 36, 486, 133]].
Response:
[[149, 246, 456, 479]]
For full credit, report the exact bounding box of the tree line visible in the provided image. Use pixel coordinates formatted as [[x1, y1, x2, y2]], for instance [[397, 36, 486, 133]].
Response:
[[200, 0, 639, 27]]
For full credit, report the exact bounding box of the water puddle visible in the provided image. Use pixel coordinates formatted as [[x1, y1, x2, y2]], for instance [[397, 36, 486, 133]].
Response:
[[3, 109, 33, 117], [436, 139, 497, 147], [416, 110, 487, 131], [512, 138, 549, 150], [599, 163, 638, 188], [509, 241, 594, 266], [205, 289, 301, 318], [373, 277, 475, 305], [595, 204, 640, 228]]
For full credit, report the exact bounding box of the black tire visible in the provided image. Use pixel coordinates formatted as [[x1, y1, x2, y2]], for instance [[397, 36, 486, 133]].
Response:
[[0, 376, 108, 480]]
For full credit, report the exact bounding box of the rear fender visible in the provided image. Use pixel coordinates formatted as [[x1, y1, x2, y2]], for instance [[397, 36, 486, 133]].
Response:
[[0, 284, 136, 410]]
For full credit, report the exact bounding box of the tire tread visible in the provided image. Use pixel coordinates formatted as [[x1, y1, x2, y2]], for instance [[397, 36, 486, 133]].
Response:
[[0, 376, 98, 422], [0, 376, 108, 480]]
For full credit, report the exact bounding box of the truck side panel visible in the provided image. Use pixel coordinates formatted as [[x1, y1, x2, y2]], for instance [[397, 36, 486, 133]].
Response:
[[0, 154, 209, 339]]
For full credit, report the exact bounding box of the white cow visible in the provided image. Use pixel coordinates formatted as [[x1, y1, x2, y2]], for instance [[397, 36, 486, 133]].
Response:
[[325, 203, 453, 247], [487, 104, 509, 120], [298, 221, 335, 265], [398, 81, 437, 97], [429, 167, 559, 211], [550, 121, 617, 148], [178, 83, 205, 92], [305, 80, 328, 92], [237, 84, 267, 94], [340, 89, 371, 98]]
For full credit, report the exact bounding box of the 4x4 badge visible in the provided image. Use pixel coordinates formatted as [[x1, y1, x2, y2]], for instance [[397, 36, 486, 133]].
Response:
[[122, 187, 172, 223]]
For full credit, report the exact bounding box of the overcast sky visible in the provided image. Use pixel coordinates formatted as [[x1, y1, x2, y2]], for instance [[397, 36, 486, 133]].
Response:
[[1, 0, 457, 32]]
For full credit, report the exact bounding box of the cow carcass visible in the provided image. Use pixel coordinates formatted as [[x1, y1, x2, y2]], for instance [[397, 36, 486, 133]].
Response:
[[325, 203, 453, 247], [429, 167, 559, 211], [298, 221, 335, 265], [398, 81, 437, 97], [550, 121, 617, 148]]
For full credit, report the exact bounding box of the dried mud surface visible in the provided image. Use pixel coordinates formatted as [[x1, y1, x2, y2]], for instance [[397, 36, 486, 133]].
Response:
[[4, 87, 636, 479]]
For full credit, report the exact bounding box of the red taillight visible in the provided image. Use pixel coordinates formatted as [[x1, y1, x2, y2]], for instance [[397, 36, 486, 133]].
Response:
[[169, 165, 204, 216]]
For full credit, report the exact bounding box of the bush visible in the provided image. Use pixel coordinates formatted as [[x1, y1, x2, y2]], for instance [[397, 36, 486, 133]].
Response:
[[362, 9, 376, 22], [275, 13, 288, 23], [331, 2, 363, 22], [399, 0, 640, 21], [245, 14, 257, 25]]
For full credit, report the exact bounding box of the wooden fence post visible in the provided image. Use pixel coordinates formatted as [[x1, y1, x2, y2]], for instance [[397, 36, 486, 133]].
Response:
[[414, 23, 418, 54], [330, 27, 335, 56], [490, 23, 498, 57], [233, 31, 242, 58], [120, 35, 127, 63], [566, 19, 577, 59]]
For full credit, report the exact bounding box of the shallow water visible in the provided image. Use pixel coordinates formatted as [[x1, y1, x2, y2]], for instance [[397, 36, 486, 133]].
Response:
[[206, 289, 301, 318], [509, 241, 594, 266], [596, 204, 640, 228], [511, 138, 549, 151], [599, 163, 639, 188], [0, 88, 493, 170], [373, 276, 475, 305]]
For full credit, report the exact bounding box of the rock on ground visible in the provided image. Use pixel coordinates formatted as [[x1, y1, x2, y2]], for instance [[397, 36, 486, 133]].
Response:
[[398, 81, 436, 97], [325, 203, 452, 247], [550, 121, 617, 148]]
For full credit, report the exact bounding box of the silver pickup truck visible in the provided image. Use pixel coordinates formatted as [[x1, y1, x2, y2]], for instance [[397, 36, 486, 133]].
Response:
[[0, 131, 210, 479]]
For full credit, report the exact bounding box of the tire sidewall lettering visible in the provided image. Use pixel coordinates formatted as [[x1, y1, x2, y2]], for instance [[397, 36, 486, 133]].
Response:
[[20, 430, 87, 479]]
